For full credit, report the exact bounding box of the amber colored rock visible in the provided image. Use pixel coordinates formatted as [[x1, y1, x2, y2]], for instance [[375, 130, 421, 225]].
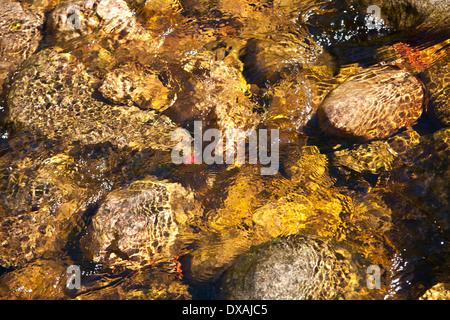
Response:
[[0, 0, 43, 92], [47, 0, 130, 38], [168, 49, 260, 132], [46, 0, 150, 44], [7, 48, 178, 150], [318, 65, 424, 141], [420, 283, 450, 300], [99, 65, 170, 111], [333, 140, 396, 174], [82, 177, 201, 271], [0, 259, 69, 299], [240, 35, 322, 87], [422, 53, 450, 127]]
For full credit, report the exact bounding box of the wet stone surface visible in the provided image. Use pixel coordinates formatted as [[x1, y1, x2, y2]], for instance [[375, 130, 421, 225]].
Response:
[[81, 176, 202, 271], [7, 48, 179, 151], [47, 0, 136, 43], [422, 53, 450, 127], [0, 0, 43, 95], [220, 235, 368, 300], [0, 0, 449, 300], [318, 65, 424, 141], [99, 64, 171, 111]]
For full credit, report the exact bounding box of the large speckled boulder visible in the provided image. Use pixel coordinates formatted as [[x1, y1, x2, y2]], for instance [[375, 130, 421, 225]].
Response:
[[318, 65, 424, 141], [7, 48, 178, 150], [0, 0, 43, 93], [82, 177, 201, 271], [220, 236, 366, 300]]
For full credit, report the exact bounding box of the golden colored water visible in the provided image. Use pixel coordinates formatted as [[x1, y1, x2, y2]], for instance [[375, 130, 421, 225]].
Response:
[[0, 0, 449, 300]]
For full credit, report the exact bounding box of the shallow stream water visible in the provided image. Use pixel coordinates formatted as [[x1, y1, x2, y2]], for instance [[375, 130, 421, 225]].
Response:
[[0, 0, 448, 300]]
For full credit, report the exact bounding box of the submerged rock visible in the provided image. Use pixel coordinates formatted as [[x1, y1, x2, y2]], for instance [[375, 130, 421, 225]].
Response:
[[264, 65, 335, 137], [333, 140, 397, 174], [82, 176, 201, 271], [0, 259, 69, 299], [46, 0, 138, 43], [7, 48, 178, 150], [220, 236, 365, 300], [318, 65, 424, 141], [240, 34, 322, 87], [167, 49, 260, 132], [0, 137, 113, 268], [394, 128, 450, 241], [0, 0, 43, 93], [99, 64, 171, 111], [76, 267, 192, 299], [422, 52, 450, 127], [420, 283, 450, 300]]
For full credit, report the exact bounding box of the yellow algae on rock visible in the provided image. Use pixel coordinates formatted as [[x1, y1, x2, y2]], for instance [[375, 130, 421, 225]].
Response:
[[188, 147, 358, 282], [282, 146, 330, 184]]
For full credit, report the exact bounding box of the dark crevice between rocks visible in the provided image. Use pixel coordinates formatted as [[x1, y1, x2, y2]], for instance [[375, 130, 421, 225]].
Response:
[[0, 266, 17, 277]]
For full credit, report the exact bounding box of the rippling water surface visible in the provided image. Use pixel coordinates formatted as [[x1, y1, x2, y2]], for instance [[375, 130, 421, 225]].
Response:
[[0, 0, 449, 300]]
